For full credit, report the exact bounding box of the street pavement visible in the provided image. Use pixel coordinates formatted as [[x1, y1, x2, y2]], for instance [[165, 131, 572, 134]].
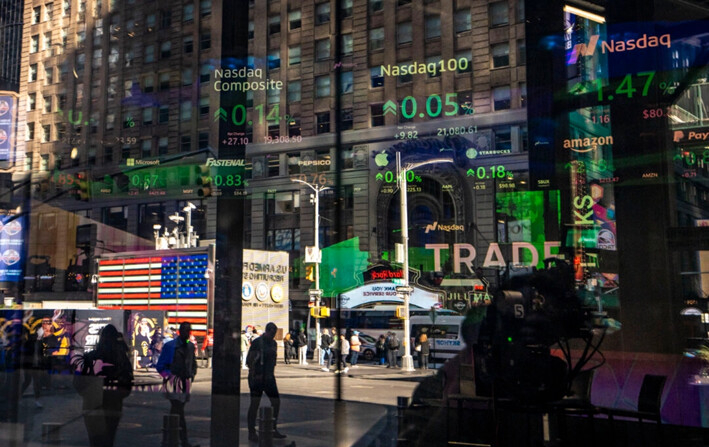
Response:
[[5, 360, 433, 447]]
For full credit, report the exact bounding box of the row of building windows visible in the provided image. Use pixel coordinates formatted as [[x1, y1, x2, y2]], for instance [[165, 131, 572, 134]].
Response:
[[256, 0, 522, 36]]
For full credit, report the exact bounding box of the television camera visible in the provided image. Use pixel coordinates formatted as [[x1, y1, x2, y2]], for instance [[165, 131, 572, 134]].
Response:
[[474, 258, 618, 404]]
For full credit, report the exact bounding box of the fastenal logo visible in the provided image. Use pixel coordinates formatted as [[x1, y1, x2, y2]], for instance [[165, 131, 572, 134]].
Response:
[[424, 222, 464, 234], [205, 158, 245, 167]]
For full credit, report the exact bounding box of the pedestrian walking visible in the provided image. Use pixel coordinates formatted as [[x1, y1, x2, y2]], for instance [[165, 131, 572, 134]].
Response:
[[283, 333, 293, 364], [156, 322, 199, 447], [201, 329, 214, 368], [297, 328, 308, 365], [375, 334, 386, 366], [21, 323, 43, 408], [241, 330, 250, 370], [319, 328, 331, 369], [387, 332, 400, 368], [349, 331, 361, 367], [416, 333, 430, 369], [246, 322, 287, 442], [72, 324, 133, 447], [339, 332, 350, 373]]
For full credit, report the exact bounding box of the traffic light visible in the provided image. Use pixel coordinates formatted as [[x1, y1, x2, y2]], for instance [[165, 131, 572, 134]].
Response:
[[396, 306, 406, 319], [310, 306, 330, 319], [75, 171, 90, 201], [196, 165, 212, 197], [305, 265, 314, 281]]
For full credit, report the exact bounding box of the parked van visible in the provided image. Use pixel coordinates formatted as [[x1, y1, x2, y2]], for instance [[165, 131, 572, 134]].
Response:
[[410, 315, 467, 368]]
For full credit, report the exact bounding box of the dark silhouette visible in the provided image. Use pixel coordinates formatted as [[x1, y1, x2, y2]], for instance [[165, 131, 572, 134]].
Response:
[[157, 322, 199, 447], [72, 324, 133, 447], [246, 322, 286, 442]]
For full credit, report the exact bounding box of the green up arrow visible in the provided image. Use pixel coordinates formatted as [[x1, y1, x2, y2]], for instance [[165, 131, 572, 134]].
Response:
[[466, 169, 475, 177], [383, 100, 398, 116]]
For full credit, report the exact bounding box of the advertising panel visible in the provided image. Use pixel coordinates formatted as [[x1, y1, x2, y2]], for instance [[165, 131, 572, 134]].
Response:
[[241, 249, 289, 335], [0, 214, 25, 282], [0, 95, 15, 162]]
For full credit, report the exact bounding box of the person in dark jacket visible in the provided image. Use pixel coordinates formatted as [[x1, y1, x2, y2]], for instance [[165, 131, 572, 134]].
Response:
[[387, 332, 400, 368], [283, 333, 293, 364], [376, 334, 387, 366], [416, 333, 430, 369], [297, 329, 308, 365], [73, 324, 133, 447], [156, 322, 199, 447], [319, 328, 331, 368], [247, 322, 286, 442]]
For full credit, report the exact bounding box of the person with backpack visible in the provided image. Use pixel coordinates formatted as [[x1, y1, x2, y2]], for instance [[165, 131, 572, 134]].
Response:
[[376, 334, 387, 366], [156, 322, 199, 447], [72, 324, 133, 447], [387, 332, 400, 368]]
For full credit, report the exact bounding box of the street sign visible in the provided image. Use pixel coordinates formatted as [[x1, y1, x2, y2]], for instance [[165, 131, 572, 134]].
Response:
[[305, 246, 321, 263], [395, 286, 414, 294]]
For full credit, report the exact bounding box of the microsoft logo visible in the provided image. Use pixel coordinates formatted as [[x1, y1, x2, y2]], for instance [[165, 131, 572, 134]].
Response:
[[126, 158, 135, 166]]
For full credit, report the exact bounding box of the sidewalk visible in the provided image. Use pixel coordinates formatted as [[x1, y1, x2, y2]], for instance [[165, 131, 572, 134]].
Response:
[[5, 366, 401, 447], [247, 360, 437, 382]]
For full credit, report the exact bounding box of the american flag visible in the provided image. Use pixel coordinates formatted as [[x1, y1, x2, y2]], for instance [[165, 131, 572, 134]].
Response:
[[97, 253, 209, 336]]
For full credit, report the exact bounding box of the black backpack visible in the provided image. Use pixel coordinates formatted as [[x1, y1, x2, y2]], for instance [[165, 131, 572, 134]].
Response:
[[388, 335, 400, 349]]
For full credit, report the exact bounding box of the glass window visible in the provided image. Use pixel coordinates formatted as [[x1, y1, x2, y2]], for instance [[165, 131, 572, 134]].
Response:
[[492, 43, 510, 68], [159, 72, 170, 90], [32, 6, 41, 24], [288, 118, 301, 136], [489, 1, 509, 27], [425, 15, 441, 39], [43, 96, 52, 113], [141, 139, 152, 157], [456, 50, 472, 74], [493, 85, 511, 110], [288, 81, 301, 102], [41, 124, 51, 143], [200, 65, 211, 83], [28, 93, 36, 111], [370, 67, 383, 88], [341, 71, 353, 94], [31, 35, 39, 53], [371, 104, 384, 127], [341, 108, 353, 130], [200, 97, 209, 116], [44, 67, 53, 85], [342, 34, 353, 55], [145, 44, 155, 63], [200, 32, 211, 50], [142, 108, 153, 125], [370, 28, 384, 51], [268, 16, 280, 35], [181, 101, 192, 121], [315, 75, 330, 98], [181, 135, 191, 152], [184, 36, 194, 53], [268, 50, 280, 70], [290, 44, 302, 66], [182, 68, 192, 86], [289, 10, 301, 30], [26, 122, 35, 140], [248, 21, 254, 39], [370, 0, 383, 13], [200, 0, 211, 17], [315, 3, 330, 25], [183, 4, 194, 22], [29, 64, 37, 82], [144, 75, 154, 92], [267, 87, 279, 105], [316, 39, 330, 61], [159, 105, 169, 123], [426, 56, 441, 78], [455, 9, 472, 33], [316, 112, 330, 134], [517, 39, 526, 65], [341, 0, 353, 18], [160, 41, 171, 59], [159, 136, 169, 154], [397, 22, 412, 45]]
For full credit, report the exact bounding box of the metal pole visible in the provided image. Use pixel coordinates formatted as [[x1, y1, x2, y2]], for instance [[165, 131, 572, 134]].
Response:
[[398, 152, 415, 372], [313, 187, 321, 363]]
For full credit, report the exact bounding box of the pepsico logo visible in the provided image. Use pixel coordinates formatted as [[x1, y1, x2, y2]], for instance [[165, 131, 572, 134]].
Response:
[[0, 130, 7, 145], [2, 249, 20, 265], [0, 100, 9, 117]]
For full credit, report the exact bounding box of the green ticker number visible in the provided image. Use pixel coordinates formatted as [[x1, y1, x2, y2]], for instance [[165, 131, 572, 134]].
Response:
[[595, 71, 655, 101], [230, 104, 290, 126], [400, 93, 459, 119], [213, 174, 242, 187]]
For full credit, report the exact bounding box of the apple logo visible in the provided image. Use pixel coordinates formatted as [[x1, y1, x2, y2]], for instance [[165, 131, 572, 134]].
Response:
[[375, 151, 389, 167]]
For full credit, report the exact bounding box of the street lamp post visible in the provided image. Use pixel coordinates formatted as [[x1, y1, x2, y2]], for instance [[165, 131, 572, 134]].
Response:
[[292, 178, 330, 364], [396, 152, 453, 372]]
